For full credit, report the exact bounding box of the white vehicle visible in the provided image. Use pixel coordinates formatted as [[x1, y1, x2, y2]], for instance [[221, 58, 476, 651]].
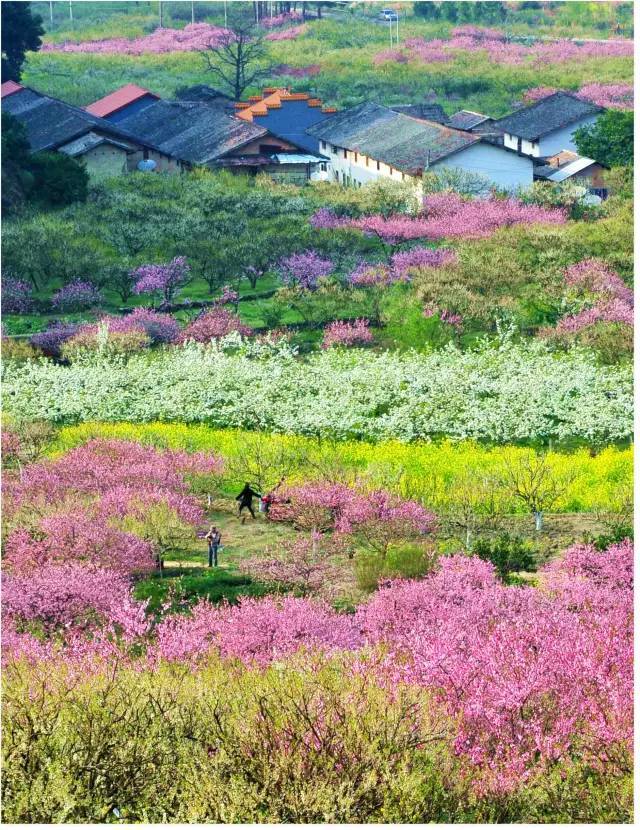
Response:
[[379, 8, 399, 21]]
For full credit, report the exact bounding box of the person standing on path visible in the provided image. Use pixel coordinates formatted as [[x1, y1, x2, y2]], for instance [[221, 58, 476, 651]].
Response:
[[205, 525, 222, 567], [236, 483, 261, 523]]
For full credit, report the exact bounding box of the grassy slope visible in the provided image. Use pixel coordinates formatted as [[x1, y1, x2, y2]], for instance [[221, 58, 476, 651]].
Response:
[[24, 5, 633, 113]]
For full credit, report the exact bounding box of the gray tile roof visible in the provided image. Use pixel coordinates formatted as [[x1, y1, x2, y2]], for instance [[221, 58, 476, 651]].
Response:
[[490, 92, 602, 141], [173, 84, 234, 107], [58, 131, 137, 157], [118, 99, 267, 164], [307, 102, 480, 174], [447, 110, 491, 131], [1, 86, 155, 153], [389, 103, 447, 124]]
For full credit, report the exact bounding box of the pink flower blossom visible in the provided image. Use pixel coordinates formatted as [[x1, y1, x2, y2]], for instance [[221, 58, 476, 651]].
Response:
[[279, 250, 334, 290], [177, 307, 252, 343], [51, 280, 103, 313], [41, 23, 229, 54], [132, 256, 190, 304], [347, 262, 390, 287], [2, 563, 148, 638], [260, 11, 303, 28], [543, 259, 633, 337], [439, 310, 463, 331], [154, 595, 360, 666], [314, 195, 566, 244], [389, 246, 458, 281], [265, 24, 308, 41], [525, 84, 633, 110], [322, 318, 373, 349]]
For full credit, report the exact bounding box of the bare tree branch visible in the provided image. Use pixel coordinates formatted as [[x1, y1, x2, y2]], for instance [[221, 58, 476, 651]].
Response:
[[199, 20, 274, 100]]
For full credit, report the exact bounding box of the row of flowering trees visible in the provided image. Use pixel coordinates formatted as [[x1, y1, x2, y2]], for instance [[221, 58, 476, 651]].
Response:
[[42, 22, 230, 54], [3, 335, 632, 443], [2, 437, 223, 660], [2, 468, 632, 798], [375, 25, 633, 68], [311, 192, 568, 243]]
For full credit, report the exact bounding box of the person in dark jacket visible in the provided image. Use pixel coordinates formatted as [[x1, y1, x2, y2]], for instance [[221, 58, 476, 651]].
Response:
[[236, 482, 261, 522], [205, 525, 222, 567]]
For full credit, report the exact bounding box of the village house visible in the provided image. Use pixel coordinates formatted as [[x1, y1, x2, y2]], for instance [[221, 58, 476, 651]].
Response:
[[84, 83, 161, 123], [489, 91, 602, 158], [305, 101, 533, 192], [233, 87, 337, 154], [533, 149, 609, 198], [117, 97, 328, 183], [446, 109, 495, 132], [1, 81, 178, 177]]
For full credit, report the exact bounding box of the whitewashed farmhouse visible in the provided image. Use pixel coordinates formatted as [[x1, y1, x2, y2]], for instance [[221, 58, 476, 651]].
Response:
[[489, 92, 602, 158], [306, 102, 533, 192]]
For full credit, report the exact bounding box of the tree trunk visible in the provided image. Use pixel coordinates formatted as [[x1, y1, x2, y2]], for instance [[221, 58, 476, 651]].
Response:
[[534, 510, 543, 532]]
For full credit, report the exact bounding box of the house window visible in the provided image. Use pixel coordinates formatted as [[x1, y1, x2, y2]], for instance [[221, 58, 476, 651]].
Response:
[[321, 140, 327, 150], [354, 152, 358, 163], [332, 144, 337, 154], [343, 148, 348, 159], [320, 163, 327, 171], [376, 160, 380, 171], [260, 144, 283, 154], [334, 170, 339, 182], [517, 137, 522, 152], [143, 148, 149, 160]]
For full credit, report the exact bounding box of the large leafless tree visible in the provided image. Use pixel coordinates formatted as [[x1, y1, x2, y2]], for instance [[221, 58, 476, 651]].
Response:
[[200, 19, 272, 101]]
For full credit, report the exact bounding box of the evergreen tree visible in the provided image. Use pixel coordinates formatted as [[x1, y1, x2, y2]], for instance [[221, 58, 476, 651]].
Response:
[[574, 111, 634, 168], [1, 1, 44, 81]]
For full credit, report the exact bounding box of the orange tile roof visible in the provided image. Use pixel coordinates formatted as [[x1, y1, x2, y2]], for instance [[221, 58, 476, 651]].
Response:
[[85, 84, 159, 117], [1, 80, 24, 98], [236, 88, 337, 122]]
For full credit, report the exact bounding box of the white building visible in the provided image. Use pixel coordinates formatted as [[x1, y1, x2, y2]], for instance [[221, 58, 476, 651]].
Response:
[[306, 102, 533, 193], [489, 92, 602, 158]]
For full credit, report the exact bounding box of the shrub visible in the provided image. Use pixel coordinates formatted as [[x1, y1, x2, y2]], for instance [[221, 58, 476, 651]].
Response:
[[321, 318, 373, 349], [178, 308, 252, 343], [29, 321, 79, 358], [1, 336, 41, 363], [60, 326, 150, 361], [470, 534, 537, 582], [51, 280, 103, 312], [2, 275, 33, 313], [356, 543, 436, 592], [1, 657, 460, 823], [279, 250, 334, 291]]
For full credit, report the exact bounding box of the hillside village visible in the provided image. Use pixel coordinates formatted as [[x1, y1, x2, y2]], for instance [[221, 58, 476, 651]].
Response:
[[1, 2, 634, 823], [3, 77, 609, 194]]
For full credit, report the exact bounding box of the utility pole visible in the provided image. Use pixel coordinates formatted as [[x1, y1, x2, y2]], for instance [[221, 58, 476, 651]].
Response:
[[69, 0, 73, 22], [191, 1, 195, 24], [159, 0, 163, 27], [396, 9, 399, 44], [49, 0, 54, 26], [223, 0, 227, 26], [389, 17, 392, 47]]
